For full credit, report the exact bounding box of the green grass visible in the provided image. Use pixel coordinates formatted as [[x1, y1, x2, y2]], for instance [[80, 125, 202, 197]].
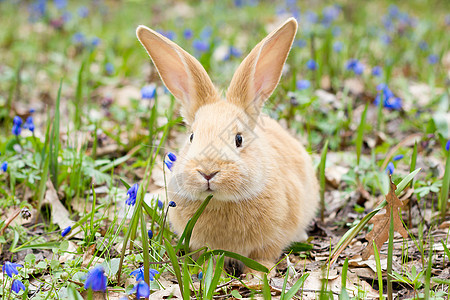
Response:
[[0, 0, 449, 299]]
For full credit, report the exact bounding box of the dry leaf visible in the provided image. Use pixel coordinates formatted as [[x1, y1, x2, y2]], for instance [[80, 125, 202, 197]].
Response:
[[362, 178, 408, 259], [43, 180, 74, 231]]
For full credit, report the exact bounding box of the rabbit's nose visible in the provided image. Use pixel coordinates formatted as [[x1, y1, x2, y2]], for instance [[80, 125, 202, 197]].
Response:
[[198, 170, 219, 181]]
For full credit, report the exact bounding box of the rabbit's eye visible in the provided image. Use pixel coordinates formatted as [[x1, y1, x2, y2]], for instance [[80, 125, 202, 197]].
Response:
[[235, 133, 243, 147], [190, 133, 194, 143]]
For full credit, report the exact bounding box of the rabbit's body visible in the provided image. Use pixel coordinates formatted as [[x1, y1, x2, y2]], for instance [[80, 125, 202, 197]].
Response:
[[137, 18, 319, 273]]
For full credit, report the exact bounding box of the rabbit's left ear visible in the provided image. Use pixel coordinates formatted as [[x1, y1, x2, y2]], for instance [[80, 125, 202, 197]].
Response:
[[227, 18, 297, 125], [137, 26, 219, 125]]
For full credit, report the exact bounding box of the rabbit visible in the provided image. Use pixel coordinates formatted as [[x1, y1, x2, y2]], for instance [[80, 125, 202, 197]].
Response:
[[136, 17, 319, 276]]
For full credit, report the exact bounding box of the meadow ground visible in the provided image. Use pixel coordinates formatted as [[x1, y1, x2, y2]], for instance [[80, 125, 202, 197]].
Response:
[[0, 0, 449, 299]]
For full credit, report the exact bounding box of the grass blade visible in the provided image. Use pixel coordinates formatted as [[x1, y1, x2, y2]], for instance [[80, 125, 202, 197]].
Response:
[[373, 242, 384, 300], [339, 258, 349, 300], [263, 273, 272, 300], [164, 237, 185, 297], [386, 208, 394, 300], [284, 273, 309, 299], [319, 140, 328, 221], [206, 254, 225, 299], [176, 194, 213, 253], [197, 249, 268, 273]]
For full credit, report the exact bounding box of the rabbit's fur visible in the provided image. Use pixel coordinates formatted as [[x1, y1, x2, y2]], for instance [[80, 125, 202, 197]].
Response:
[[137, 18, 319, 274]]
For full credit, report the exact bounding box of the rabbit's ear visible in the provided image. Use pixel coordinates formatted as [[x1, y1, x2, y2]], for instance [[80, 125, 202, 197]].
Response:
[[227, 18, 297, 125], [137, 26, 219, 124]]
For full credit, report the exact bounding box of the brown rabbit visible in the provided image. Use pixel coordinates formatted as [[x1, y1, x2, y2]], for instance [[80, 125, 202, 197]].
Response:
[[136, 18, 319, 275]]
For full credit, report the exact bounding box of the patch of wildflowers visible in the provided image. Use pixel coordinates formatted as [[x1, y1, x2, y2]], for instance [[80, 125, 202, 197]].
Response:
[[374, 84, 402, 110], [141, 85, 156, 99], [126, 184, 139, 206], [61, 226, 71, 237], [11, 279, 26, 293], [3, 261, 23, 278], [84, 265, 107, 292], [346, 59, 364, 75], [296, 79, 311, 90]]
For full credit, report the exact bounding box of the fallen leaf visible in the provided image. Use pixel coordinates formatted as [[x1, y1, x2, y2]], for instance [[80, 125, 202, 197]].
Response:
[[362, 178, 408, 259]]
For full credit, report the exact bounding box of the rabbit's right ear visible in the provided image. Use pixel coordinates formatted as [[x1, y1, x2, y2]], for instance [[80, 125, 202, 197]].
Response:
[[136, 26, 219, 125], [227, 18, 297, 127]]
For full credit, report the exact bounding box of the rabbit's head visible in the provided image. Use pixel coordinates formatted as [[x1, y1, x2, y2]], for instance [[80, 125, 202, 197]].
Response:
[[137, 18, 297, 203]]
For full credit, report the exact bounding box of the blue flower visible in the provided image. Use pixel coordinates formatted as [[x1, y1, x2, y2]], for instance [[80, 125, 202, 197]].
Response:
[[130, 266, 159, 281], [418, 41, 428, 51], [72, 32, 85, 44], [345, 59, 364, 75], [380, 34, 392, 45], [12, 125, 21, 136], [28, 0, 47, 21], [157, 199, 163, 209], [148, 229, 153, 240], [167, 152, 177, 162], [61, 226, 71, 237], [229, 46, 242, 58], [306, 59, 318, 71], [333, 41, 343, 52], [13, 116, 23, 126], [53, 0, 67, 10], [393, 155, 404, 161], [23, 116, 35, 132], [374, 84, 402, 110], [165, 160, 174, 171], [141, 85, 156, 99], [183, 29, 193, 40], [62, 11, 72, 22], [305, 11, 318, 23], [84, 265, 107, 292], [200, 27, 212, 40], [11, 279, 26, 293], [193, 39, 209, 53], [169, 201, 177, 207], [296, 79, 311, 90], [428, 54, 439, 65], [386, 162, 395, 175], [105, 63, 114, 75], [1, 162, 7, 172], [91, 37, 101, 47], [372, 66, 382, 77], [132, 281, 150, 299], [294, 39, 307, 48], [78, 6, 89, 18], [445, 140, 450, 151], [126, 184, 139, 206], [3, 262, 23, 278], [198, 271, 203, 280]]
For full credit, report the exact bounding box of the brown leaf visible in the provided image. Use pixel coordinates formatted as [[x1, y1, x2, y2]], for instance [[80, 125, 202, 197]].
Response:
[[362, 178, 408, 259]]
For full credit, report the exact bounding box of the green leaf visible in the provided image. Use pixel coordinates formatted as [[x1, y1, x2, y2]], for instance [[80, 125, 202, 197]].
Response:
[[120, 178, 131, 190], [197, 249, 268, 273], [284, 242, 313, 252], [263, 273, 272, 300], [206, 254, 225, 299], [164, 237, 184, 297], [284, 273, 309, 299], [231, 290, 243, 299], [176, 194, 213, 253]]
